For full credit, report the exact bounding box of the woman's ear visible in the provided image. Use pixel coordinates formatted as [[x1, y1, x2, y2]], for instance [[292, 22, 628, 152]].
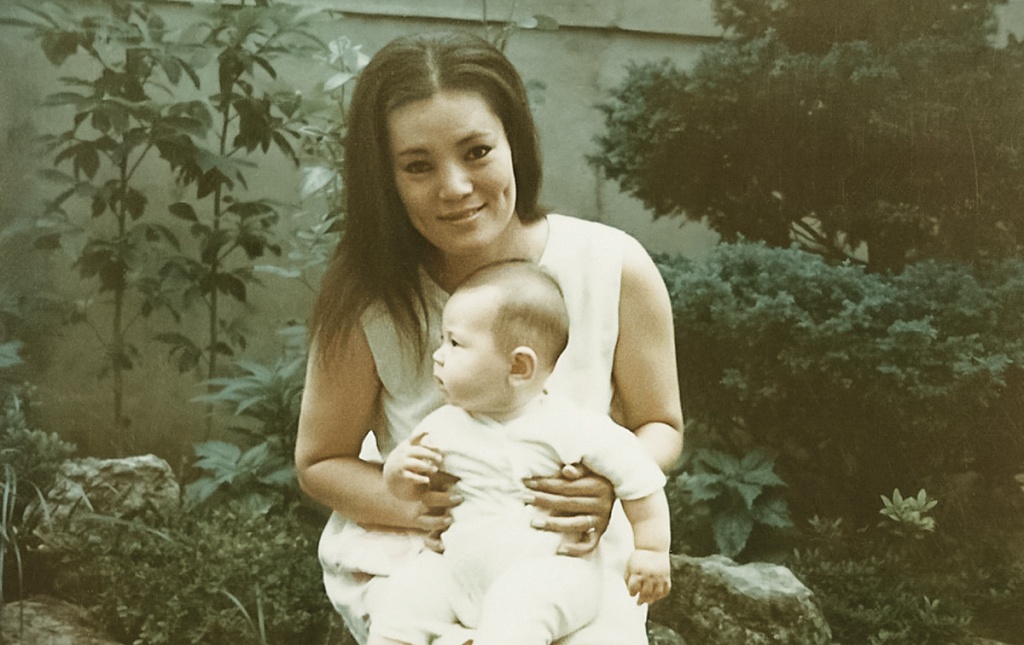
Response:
[[509, 346, 538, 383]]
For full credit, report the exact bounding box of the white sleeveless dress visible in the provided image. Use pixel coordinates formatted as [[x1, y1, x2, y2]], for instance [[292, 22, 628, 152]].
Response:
[[317, 214, 649, 644]]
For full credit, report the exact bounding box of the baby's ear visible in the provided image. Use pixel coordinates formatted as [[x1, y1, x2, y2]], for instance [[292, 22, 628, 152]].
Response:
[[509, 346, 538, 382]]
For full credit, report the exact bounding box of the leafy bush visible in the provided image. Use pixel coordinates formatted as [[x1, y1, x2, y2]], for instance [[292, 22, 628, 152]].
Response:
[[1, 386, 76, 605], [671, 448, 791, 558], [2, 0, 345, 440], [185, 438, 295, 514], [785, 491, 1024, 645], [657, 243, 1024, 523], [187, 326, 307, 513], [1, 387, 76, 495], [592, 0, 1024, 270], [52, 504, 337, 645]]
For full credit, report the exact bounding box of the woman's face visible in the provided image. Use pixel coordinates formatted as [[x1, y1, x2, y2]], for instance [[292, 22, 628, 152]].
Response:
[[388, 90, 518, 260]]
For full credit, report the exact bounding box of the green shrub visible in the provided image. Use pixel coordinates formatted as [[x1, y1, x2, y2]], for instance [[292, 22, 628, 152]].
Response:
[[658, 243, 1024, 523], [52, 504, 336, 644], [592, 1, 1024, 270], [787, 496, 1003, 645], [671, 448, 792, 558], [1, 386, 76, 606], [187, 326, 307, 513], [0, 387, 76, 496]]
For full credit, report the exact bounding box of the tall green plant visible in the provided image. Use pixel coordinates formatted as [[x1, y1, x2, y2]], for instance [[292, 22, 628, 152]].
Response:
[[2, 1, 202, 444], [5, 1, 346, 445], [151, 5, 328, 400]]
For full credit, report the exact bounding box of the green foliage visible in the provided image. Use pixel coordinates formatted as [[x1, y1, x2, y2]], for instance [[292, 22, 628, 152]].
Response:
[[673, 448, 792, 557], [657, 243, 1024, 523], [52, 505, 336, 645], [790, 509, 983, 645], [0, 386, 75, 608], [184, 439, 294, 514], [879, 488, 938, 539], [151, 3, 334, 385], [4, 0, 345, 442], [0, 387, 76, 502], [187, 326, 306, 512], [710, 0, 998, 53], [195, 325, 307, 443], [593, 0, 1024, 270], [3, 0, 198, 433], [479, 1, 559, 53]]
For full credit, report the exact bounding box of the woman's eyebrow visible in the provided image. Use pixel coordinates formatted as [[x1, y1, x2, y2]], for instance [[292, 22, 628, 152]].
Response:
[[394, 131, 493, 159]]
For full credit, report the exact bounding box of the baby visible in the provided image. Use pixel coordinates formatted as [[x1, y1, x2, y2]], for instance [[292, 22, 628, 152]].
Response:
[[367, 260, 672, 645]]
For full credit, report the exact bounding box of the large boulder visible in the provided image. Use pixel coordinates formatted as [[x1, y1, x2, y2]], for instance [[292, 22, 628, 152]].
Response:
[[29, 454, 180, 530], [0, 596, 120, 645], [650, 554, 832, 645]]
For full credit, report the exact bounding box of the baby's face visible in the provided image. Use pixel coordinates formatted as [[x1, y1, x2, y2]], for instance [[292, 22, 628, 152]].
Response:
[[432, 287, 513, 415]]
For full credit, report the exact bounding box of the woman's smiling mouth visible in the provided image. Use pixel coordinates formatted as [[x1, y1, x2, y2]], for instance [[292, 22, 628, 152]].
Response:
[[439, 205, 484, 223]]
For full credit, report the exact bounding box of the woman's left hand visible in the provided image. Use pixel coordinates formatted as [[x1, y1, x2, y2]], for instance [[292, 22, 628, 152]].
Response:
[[524, 463, 615, 556]]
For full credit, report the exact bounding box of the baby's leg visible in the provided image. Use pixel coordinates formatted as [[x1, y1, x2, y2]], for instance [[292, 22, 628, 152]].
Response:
[[369, 550, 459, 644], [472, 555, 602, 645]]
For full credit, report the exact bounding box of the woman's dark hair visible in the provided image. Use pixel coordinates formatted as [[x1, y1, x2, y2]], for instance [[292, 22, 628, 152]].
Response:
[[309, 31, 544, 363]]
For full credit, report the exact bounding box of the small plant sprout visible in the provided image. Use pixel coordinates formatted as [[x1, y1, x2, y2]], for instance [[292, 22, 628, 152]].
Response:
[[879, 488, 938, 538]]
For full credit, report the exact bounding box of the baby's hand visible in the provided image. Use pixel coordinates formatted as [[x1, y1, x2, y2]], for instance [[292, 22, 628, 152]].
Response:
[[625, 548, 672, 605], [383, 433, 443, 496]]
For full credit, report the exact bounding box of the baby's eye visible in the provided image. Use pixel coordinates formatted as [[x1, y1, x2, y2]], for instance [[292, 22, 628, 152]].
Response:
[[448, 337, 460, 347], [466, 145, 491, 161]]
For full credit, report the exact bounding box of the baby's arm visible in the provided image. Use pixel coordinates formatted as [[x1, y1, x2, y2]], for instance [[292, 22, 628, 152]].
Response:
[[621, 490, 672, 605], [382, 432, 444, 501]]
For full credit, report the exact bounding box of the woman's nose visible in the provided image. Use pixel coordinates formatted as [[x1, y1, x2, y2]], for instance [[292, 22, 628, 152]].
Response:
[[438, 162, 472, 200]]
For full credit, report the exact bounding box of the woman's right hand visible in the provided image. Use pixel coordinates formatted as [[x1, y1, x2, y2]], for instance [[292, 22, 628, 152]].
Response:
[[419, 469, 461, 552]]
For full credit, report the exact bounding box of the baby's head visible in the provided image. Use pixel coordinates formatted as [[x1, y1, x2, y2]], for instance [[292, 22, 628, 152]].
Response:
[[432, 260, 569, 419]]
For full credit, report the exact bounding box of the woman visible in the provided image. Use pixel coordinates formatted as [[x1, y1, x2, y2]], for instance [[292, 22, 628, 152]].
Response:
[[295, 31, 683, 644]]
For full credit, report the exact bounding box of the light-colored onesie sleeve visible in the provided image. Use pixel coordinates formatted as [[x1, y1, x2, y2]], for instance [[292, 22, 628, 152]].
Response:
[[571, 411, 667, 501]]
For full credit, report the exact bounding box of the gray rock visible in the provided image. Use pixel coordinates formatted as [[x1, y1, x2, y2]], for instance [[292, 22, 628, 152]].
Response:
[[649, 554, 832, 645], [29, 454, 180, 530], [0, 596, 119, 645]]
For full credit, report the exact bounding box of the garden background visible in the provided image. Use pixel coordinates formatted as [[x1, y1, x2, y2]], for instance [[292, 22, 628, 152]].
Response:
[[1, 1, 1023, 644]]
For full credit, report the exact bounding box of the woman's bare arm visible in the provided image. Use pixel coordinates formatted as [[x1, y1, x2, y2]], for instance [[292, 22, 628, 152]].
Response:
[[611, 236, 684, 469], [294, 328, 454, 535], [527, 237, 683, 553]]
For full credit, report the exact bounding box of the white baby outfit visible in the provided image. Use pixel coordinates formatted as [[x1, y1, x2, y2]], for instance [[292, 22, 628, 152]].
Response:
[[370, 395, 666, 643]]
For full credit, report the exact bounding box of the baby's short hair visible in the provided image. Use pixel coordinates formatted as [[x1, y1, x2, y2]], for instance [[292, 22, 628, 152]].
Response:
[[456, 260, 569, 369]]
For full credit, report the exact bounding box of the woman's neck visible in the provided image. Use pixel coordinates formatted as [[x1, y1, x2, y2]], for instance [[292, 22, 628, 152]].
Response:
[[427, 216, 548, 292]]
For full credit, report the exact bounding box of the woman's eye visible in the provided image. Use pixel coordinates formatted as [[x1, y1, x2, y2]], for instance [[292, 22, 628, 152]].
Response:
[[402, 160, 432, 174], [467, 145, 491, 161]]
